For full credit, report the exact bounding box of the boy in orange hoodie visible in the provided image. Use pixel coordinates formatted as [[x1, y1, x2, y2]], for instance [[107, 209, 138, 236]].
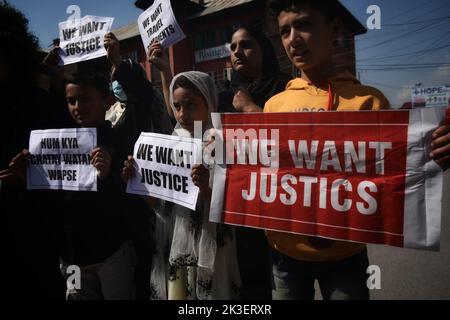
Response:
[[265, 0, 450, 300]]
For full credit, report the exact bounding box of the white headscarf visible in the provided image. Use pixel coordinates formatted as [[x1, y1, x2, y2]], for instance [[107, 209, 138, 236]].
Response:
[[169, 71, 218, 136], [150, 72, 241, 299]]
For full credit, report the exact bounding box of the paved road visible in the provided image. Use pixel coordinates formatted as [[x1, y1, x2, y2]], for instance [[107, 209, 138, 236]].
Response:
[[368, 171, 450, 300], [315, 171, 450, 300]]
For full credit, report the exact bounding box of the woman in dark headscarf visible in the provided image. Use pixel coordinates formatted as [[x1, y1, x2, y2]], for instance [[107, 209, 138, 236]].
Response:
[[218, 25, 291, 300], [218, 24, 291, 113]]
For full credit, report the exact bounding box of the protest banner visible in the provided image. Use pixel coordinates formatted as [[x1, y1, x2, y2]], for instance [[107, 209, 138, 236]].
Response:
[[127, 132, 202, 211], [27, 128, 97, 191], [58, 15, 114, 65], [210, 107, 447, 251], [412, 85, 450, 108], [137, 0, 186, 51]]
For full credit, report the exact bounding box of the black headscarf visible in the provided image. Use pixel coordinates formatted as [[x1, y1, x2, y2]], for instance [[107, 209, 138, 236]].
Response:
[[218, 24, 290, 113]]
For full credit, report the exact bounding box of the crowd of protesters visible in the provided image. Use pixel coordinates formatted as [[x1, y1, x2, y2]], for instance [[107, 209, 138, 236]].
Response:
[[1, 0, 449, 300]]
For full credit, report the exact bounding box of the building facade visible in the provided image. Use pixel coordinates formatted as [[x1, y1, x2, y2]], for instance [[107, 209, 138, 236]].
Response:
[[112, 0, 365, 89]]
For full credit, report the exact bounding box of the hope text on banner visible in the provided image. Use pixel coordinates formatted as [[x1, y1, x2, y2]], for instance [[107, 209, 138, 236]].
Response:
[[127, 132, 201, 211], [27, 128, 97, 191], [210, 108, 446, 251], [412, 85, 450, 108]]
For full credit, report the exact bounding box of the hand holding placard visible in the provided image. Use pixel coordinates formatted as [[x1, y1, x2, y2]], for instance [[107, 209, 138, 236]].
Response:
[[58, 15, 114, 65], [137, 0, 186, 51], [27, 128, 98, 191], [104, 32, 122, 68], [127, 133, 201, 211]]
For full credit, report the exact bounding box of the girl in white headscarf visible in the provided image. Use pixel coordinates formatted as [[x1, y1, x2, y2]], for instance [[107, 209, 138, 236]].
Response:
[[124, 71, 242, 300]]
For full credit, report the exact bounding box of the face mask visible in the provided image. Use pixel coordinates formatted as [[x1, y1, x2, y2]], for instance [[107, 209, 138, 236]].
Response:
[[112, 80, 128, 102]]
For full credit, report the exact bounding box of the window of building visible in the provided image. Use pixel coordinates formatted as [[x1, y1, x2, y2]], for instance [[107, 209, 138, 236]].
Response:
[[194, 30, 218, 50], [194, 33, 204, 51], [207, 71, 218, 83], [250, 17, 263, 31], [221, 25, 234, 44], [206, 30, 216, 48], [223, 68, 232, 82], [126, 50, 139, 63]]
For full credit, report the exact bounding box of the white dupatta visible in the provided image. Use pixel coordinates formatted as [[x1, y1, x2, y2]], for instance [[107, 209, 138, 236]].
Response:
[[151, 72, 241, 300]]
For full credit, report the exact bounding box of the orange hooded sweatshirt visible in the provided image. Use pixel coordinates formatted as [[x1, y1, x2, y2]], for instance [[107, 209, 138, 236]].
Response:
[[264, 71, 391, 262], [265, 71, 390, 113]]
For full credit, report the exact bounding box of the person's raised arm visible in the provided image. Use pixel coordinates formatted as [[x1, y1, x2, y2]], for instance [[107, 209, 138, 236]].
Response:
[[148, 42, 174, 119], [104, 32, 123, 72], [104, 32, 152, 97], [41, 47, 65, 92]]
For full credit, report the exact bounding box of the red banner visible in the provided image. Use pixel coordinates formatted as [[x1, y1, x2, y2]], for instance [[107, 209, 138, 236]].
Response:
[[210, 108, 446, 250]]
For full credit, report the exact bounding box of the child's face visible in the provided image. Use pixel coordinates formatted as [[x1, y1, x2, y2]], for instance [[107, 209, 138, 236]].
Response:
[[66, 84, 110, 127], [278, 4, 336, 73], [173, 87, 209, 133], [230, 29, 263, 78]]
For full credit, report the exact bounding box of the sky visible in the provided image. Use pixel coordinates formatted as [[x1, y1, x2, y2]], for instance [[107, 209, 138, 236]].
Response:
[[10, 0, 142, 47], [341, 0, 450, 107], [8, 0, 450, 107]]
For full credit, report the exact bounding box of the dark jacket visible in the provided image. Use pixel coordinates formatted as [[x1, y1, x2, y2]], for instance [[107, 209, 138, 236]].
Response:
[[113, 59, 173, 150], [0, 86, 66, 299], [58, 121, 130, 266], [111, 60, 166, 298], [218, 71, 291, 113]]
